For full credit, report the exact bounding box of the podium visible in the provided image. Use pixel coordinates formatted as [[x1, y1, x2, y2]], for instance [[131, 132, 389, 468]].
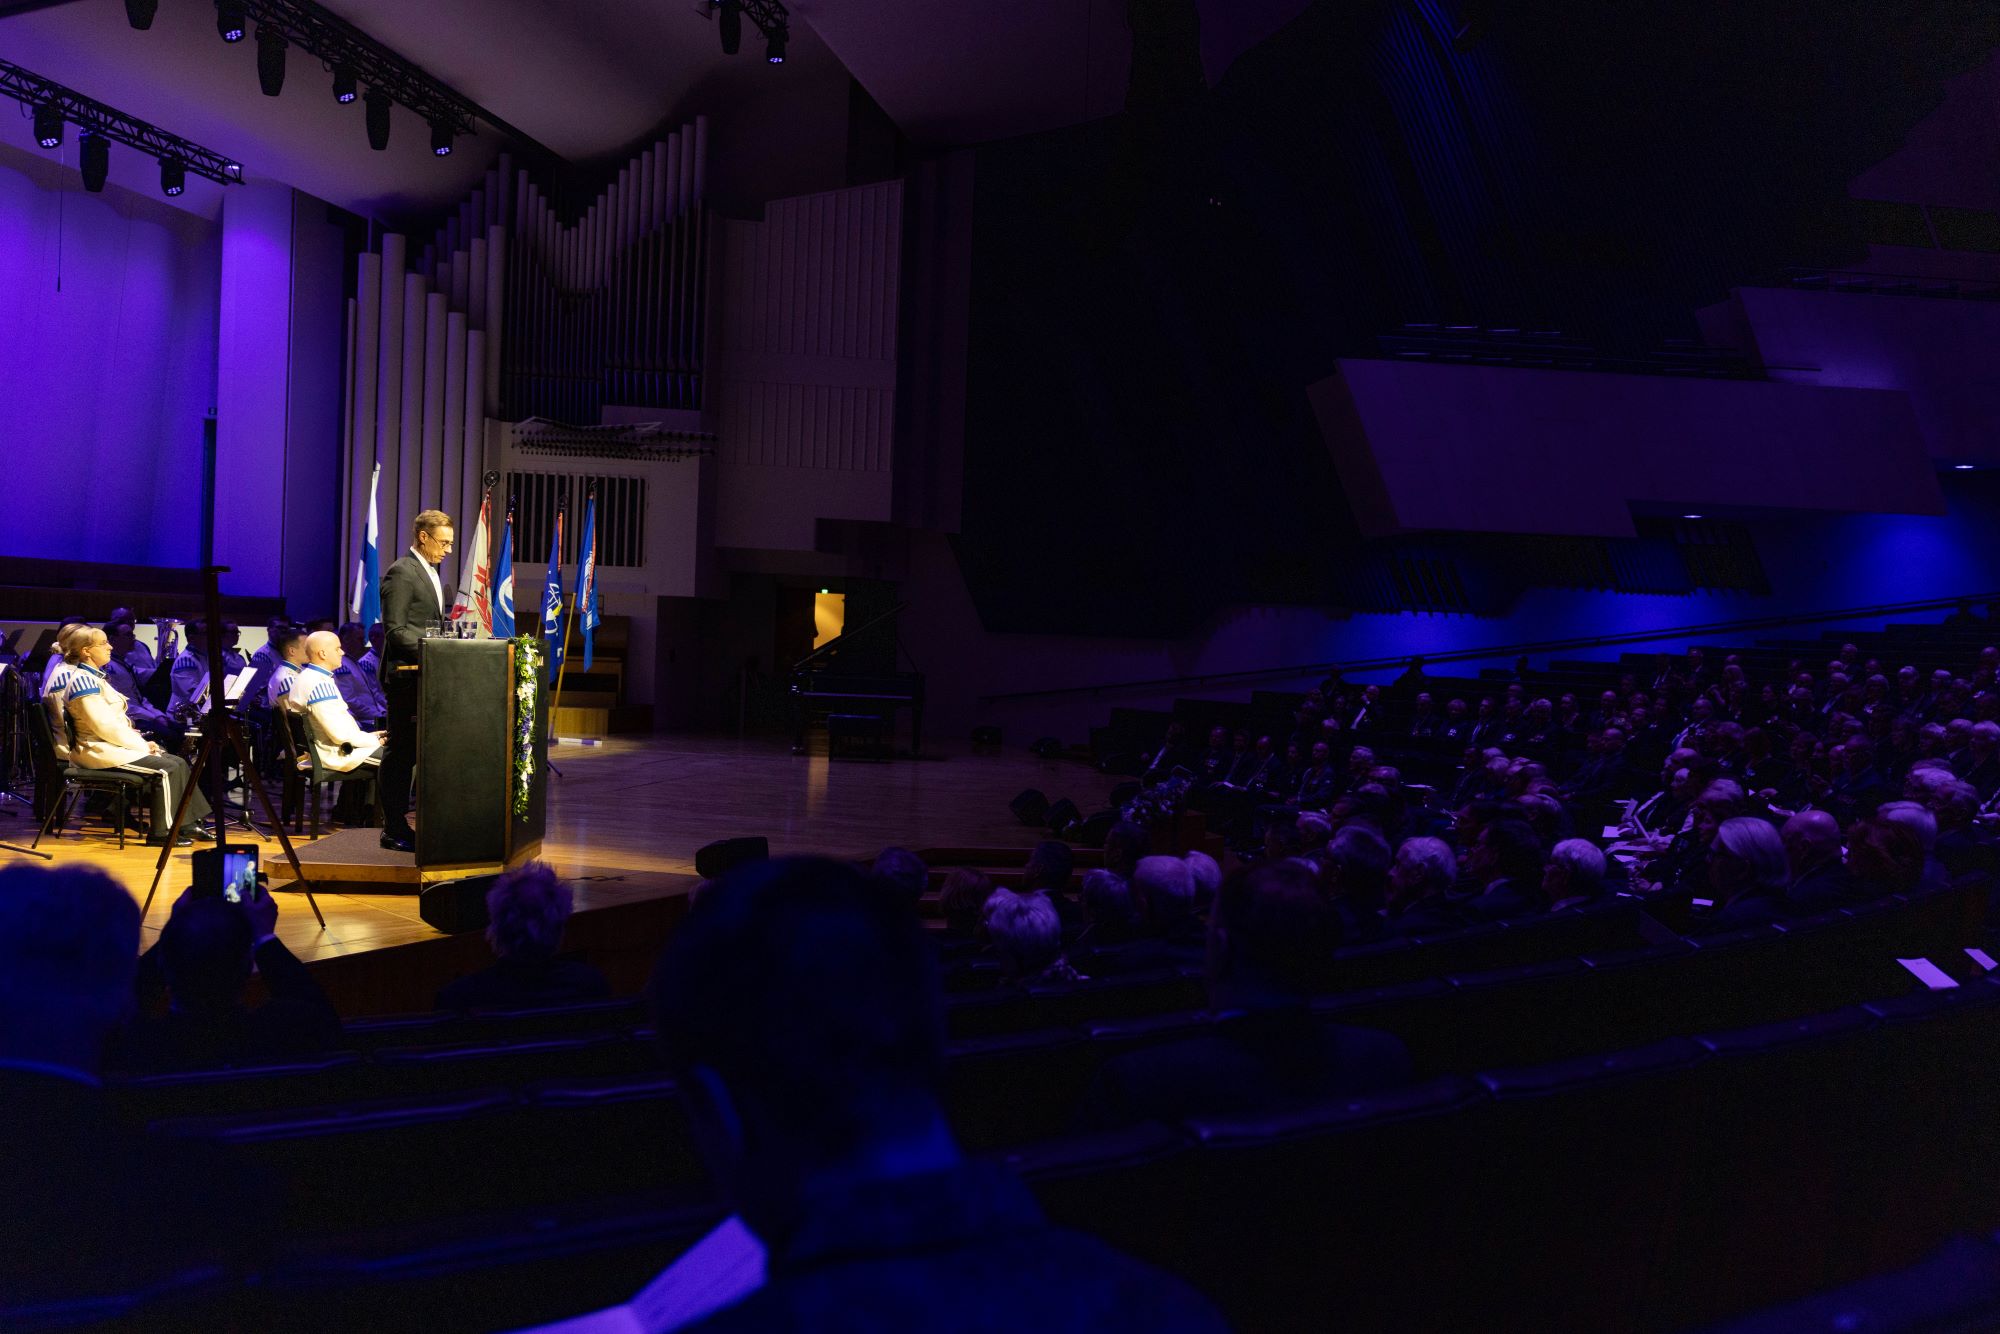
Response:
[[415, 638, 547, 871]]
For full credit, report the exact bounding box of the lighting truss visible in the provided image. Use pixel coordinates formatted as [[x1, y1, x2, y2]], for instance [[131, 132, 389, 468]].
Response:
[[234, 0, 477, 137], [0, 57, 243, 187], [739, 0, 790, 36]]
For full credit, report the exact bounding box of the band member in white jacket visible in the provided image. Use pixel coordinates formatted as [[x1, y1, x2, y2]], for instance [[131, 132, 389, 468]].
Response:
[[298, 632, 385, 773], [63, 628, 213, 848]]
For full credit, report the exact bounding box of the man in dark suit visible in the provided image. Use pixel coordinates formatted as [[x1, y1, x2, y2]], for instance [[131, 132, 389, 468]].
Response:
[[377, 508, 455, 852]]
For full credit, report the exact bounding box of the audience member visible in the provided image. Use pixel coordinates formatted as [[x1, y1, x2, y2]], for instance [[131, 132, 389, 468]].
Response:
[[1465, 819, 1547, 920], [871, 846, 931, 913], [1385, 836, 1471, 936], [649, 857, 1228, 1332], [1129, 855, 1207, 964], [115, 886, 342, 1072], [1697, 817, 1792, 932], [1077, 867, 1142, 949], [1103, 820, 1149, 881], [0, 865, 264, 1305], [1781, 810, 1859, 911], [937, 868, 998, 941], [435, 862, 611, 1010], [1184, 849, 1222, 910], [1318, 824, 1392, 941], [984, 888, 1079, 985], [1543, 839, 1609, 912]]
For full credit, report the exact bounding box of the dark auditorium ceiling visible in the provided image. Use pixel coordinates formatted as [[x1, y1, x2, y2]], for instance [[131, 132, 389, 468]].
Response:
[[0, 0, 1310, 219]]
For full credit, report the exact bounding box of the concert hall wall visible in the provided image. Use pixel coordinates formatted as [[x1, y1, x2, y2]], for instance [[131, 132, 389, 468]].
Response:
[[900, 471, 2000, 741], [951, 0, 2000, 640], [0, 141, 219, 570]]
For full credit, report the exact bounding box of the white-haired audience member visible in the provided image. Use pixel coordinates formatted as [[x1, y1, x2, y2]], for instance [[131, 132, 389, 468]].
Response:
[[1386, 836, 1469, 937], [984, 888, 1077, 985], [435, 862, 611, 1010], [1543, 839, 1608, 913], [1184, 850, 1222, 910], [1699, 817, 1792, 933], [1079, 867, 1140, 942]]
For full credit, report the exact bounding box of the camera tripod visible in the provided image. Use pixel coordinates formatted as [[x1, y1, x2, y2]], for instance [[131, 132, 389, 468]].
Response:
[[142, 712, 324, 928]]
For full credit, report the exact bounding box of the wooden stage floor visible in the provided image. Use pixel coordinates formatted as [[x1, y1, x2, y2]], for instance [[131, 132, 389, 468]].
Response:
[[1, 735, 1120, 966]]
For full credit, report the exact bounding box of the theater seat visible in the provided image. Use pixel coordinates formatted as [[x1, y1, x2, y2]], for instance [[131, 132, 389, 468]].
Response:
[[108, 1051, 373, 1125]]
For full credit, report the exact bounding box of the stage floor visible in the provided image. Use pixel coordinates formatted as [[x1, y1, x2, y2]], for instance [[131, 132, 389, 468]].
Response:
[[1, 735, 1119, 965]]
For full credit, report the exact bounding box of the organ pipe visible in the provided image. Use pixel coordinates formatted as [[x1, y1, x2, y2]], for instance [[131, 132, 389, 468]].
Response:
[[339, 119, 710, 607]]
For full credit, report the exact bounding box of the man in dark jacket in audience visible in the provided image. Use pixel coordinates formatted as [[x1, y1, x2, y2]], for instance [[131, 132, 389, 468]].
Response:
[[1464, 819, 1548, 921], [1075, 860, 1411, 1130], [1781, 810, 1861, 911], [650, 857, 1227, 1333], [115, 885, 343, 1073]]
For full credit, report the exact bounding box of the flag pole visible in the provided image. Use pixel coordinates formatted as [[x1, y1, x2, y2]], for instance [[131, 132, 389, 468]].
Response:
[[550, 498, 578, 726]]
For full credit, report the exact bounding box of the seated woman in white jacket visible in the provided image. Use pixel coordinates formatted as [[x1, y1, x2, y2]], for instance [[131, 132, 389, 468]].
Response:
[[298, 631, 385, 772], [64, 627, 213, 848]]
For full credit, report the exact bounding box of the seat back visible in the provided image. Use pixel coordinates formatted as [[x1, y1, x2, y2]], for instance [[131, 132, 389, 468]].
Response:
[[20, 686, 66, 786]]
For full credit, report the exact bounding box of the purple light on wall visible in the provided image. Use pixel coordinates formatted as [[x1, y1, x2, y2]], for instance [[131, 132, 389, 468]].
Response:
[[1955, 463, 1976, 471]]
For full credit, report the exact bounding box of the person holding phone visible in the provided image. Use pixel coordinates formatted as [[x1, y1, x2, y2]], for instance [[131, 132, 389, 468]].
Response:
[[115, 884, 343, 1074], [62, 628, 211, 848]]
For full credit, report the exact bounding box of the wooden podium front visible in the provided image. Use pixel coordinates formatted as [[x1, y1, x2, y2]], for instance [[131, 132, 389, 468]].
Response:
[[415, 637, 547, 872]]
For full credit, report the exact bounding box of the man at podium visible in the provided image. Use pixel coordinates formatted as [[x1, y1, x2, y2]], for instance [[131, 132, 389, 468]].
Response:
[[377, 509, 454, 853]]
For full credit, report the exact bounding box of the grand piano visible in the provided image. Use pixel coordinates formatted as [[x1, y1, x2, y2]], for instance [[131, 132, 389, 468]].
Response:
[[788, 601, 925, 757]]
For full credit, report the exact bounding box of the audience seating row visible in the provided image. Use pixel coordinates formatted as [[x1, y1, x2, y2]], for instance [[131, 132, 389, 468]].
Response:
[[71, 974, 2000, 1334], [1017, 974, 2000, 1332]]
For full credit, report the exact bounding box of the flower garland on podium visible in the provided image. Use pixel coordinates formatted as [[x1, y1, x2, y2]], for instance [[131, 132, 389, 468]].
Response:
[[512, 636, 543, 818]]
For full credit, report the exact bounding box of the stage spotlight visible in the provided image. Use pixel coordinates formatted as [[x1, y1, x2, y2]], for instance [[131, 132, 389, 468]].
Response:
[[159, 156, 185, 196], [718, 0, 741, 55], [255, 26, 288, 96], [332, 63, 357, 103], [215, 0, 246, 42], [32, 103, 62, 149], [364, 89, 391, 150], [429, 114, 453, 156], [80, 131, 108, 192], [765, 28, 787, 63], [123, 0, 158, 29], [222, 161, 243, 180]]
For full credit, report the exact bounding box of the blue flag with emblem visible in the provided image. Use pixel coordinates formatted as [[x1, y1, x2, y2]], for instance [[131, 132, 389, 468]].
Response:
[[577, 491, 599, 671], [541, 503, 566, 676], [490, 507, 516, 639], [349, 463, 382, 630]]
